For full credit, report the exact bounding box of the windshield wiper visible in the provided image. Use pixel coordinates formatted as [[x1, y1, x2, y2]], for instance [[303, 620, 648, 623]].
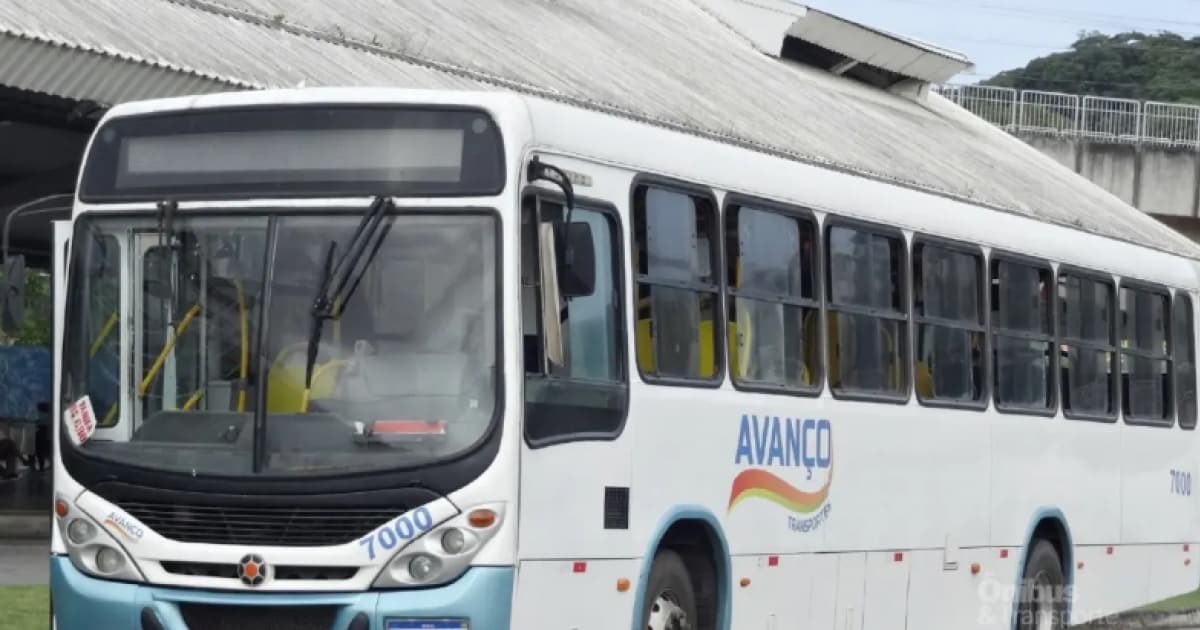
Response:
[[301, 196, 393, 410]]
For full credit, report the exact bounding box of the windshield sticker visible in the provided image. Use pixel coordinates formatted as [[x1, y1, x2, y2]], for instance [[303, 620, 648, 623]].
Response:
[[371, 420, 446, 435], [102, 511, 145, 543], [64, 396, 97, 447], [359, 505, 438, 561]]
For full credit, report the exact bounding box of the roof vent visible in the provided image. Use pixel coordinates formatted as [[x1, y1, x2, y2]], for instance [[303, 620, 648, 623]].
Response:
[[696, 0, 973, 98]]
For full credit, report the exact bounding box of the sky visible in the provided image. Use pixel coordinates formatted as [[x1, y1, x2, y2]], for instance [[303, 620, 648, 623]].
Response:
[[802, 0, 1200, 84]]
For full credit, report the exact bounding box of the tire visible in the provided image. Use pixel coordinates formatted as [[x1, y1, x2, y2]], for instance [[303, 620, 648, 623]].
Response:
[[1016, 540, 1067, 630], [640, 549, 698, 630]]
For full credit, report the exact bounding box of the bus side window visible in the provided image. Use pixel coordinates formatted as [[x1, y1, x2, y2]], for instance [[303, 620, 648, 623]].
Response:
[[913, 240, 985, 406], [991, 257, 1054, 413], [632, 184, 721, 382], [1120, 284, 1171, 425], [825, 222, 908, 399], [725, 203, 819, 392], [1059, 270, 1117, 420], [522, 197, 627, 445], [1174, 294, 1197, 430]]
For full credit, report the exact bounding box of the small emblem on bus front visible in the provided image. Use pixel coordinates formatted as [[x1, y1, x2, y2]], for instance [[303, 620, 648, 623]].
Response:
[[238, 554, 268, 586]]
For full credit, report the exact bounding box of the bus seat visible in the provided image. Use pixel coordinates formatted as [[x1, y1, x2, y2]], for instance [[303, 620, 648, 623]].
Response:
[[266, 349, 347, 414], [916, 361, 933, 398]]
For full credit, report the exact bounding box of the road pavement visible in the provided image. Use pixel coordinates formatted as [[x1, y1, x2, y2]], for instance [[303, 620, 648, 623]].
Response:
[[0, 540, 48, 586]]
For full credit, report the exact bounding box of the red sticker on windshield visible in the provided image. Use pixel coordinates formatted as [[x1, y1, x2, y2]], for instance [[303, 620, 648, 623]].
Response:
[[64, 396, 97, 446], [372, 420, 446, 435]]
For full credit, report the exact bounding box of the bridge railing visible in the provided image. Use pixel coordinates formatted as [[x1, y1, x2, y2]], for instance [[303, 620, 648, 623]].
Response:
[[935, 84, 1200, 149]]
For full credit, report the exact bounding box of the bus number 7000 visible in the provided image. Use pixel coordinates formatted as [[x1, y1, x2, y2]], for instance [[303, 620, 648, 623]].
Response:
[[1170, 469, 1192, 497]]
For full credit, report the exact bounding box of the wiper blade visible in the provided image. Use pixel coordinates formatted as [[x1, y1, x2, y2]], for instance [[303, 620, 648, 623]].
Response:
[[301, 196, 393, 408], [303, 240, 337, 406]]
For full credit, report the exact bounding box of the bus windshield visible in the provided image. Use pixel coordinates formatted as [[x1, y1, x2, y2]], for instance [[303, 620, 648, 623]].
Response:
[[62, 209, 498, 477]]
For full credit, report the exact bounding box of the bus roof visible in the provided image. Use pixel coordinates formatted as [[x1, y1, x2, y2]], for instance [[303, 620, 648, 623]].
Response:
[[10, 0, 1198, 259]]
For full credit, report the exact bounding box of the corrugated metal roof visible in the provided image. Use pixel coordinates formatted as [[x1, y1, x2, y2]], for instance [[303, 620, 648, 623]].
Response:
[[0, 0, 1197, 259]]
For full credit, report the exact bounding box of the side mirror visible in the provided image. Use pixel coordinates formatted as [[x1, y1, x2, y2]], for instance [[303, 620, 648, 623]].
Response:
[[142, 246, 174, 301], [556, 221, 595, 299], [2, 254, 25, 334]]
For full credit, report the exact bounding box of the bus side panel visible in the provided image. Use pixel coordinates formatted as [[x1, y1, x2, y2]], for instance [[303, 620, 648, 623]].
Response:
[[988, 416, 1121, 552], [908, 549, 1009, 630], [861, 551, 908, 630], [510, 558, 638, 629], [1121, 423, 1198, 545], [806, 553, 838, 628]]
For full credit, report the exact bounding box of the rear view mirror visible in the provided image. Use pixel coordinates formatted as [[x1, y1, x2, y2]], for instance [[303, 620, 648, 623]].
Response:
[[556, 222, 595, 299], [142, 246, 174, 301], [2, 255, 25, 334]]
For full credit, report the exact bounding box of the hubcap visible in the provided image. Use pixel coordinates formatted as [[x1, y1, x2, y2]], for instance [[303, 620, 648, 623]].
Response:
[[647, 590, 690, 630], [1030, 571, 1056, 630]]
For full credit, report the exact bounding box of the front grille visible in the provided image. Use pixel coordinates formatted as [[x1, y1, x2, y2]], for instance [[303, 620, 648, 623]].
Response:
[[118, 501, 398, 546], [179, 604, 337, 630], [161, 561, 357, 581]]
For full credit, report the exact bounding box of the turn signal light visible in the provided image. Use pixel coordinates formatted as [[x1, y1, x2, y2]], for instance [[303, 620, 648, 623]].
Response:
[[468, 509, 497, 529], [617, 578, 631, 592], [54, 500, 69, 518], [739, 577, 751, 587]]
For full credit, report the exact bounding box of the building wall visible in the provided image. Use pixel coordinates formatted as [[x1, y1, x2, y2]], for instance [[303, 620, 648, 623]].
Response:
[[1017, 132, 1200, 220]]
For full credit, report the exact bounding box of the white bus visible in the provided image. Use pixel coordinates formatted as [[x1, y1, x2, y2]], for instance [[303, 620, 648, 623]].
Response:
[[41, 86, 1200, 630]]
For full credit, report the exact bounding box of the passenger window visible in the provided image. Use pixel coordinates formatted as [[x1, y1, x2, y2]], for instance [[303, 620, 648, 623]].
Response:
[[991, 258, 1054, 411], [913, 241, 984, 406], [1120, 285, 1172, 424], [725, 204, 820, 392], [826, 223, 907, 398], [1174, 294, 1197, 430], [522, 198, 627, 445], [1059, 271, 1117, 420], [633, 185, 721, 382]]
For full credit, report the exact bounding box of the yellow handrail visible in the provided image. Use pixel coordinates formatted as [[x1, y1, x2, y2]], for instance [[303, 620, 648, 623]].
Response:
[[138, 304, 202, 398], [235, 280, 249, 412], [89, 313, 119, 358], [181, 388, 204, 411]]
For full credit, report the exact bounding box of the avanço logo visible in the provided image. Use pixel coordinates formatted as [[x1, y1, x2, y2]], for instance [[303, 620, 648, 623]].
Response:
[[728, 414, 833, 533]]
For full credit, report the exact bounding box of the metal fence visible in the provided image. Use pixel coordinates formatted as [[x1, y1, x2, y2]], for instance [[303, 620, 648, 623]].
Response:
[[937, 84, 1200, 149]]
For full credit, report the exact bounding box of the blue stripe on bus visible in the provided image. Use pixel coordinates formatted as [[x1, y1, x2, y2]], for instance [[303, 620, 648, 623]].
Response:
[[632, 505, 732, 630], [50, 556, 513, 630]]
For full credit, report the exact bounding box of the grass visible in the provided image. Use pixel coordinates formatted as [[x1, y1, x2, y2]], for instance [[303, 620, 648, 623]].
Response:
[[1143, 587, 1200, 612], [0, 586, 48, 630]]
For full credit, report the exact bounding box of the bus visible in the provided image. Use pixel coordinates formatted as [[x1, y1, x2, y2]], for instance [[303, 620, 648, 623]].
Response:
[[38, 86, 1200, 630]]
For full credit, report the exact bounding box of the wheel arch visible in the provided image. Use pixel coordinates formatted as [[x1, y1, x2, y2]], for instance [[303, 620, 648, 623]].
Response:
[[1011, 507, 1075, 629], [632, 505, 731, 630]]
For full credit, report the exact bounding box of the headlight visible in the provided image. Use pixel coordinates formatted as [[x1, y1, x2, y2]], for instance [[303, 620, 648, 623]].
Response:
[[66, 519, 96, 545], [55, 505, 144, 583], [408, 554, 440, 581], [441, 528, 466, 555], [95, 546, 126, 574], [372, 503, 505, 588]]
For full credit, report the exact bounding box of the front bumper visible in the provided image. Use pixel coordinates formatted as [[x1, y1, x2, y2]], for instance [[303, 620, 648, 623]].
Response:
[[50, 556, 513, 630]]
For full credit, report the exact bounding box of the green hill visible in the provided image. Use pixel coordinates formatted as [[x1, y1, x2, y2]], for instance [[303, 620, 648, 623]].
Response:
[[984, 31, 1200, 104]]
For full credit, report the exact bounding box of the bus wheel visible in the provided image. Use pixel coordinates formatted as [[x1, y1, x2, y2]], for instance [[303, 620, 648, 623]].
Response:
[[1016, 540, 1066, 630], [641, 549, 697, 630]]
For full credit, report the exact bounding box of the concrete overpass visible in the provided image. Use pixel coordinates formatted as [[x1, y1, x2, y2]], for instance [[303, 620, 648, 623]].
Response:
[[938, 84, 1200, 240]]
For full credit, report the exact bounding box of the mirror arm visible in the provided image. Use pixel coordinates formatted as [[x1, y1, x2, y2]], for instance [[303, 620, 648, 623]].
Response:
[[526, 156, 577, 250], [2, 194, 73, 261]]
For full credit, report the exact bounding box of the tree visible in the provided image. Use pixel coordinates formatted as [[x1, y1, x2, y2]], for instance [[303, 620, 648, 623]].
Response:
[[0, 270, 52, 347], [984, 31, 1200, 104]]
